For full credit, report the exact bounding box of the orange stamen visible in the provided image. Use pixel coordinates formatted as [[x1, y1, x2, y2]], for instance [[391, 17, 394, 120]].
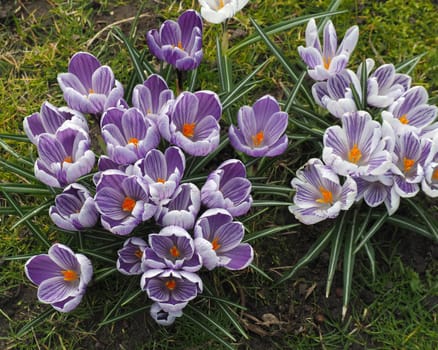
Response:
[[157, 177, 166, 184], [177, 41, 184, 50], [63, 156, 73, 163], [252, 131, 264, 147], [316, 186, 334, 204], [399, 114, 409, 124], [165, 279, 177, 290], [169, 245, 180, 258], [403, 157, 415, 173], [323, 56, 331, 70], [135, 249, 143, 259], [182, 123, 196, 138], [211, 237, 221, 251], [432, 168, 438, 180], [88, 88, 95, 94], [128, 137, 139, 146], [122, 197, 136, 212], [218, 0, 225, 9], [61, 269, 78, 282], [348, 144, 362, 164]]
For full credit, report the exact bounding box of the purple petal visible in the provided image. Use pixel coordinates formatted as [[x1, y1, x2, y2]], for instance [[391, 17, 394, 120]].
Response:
[[222, 243, 253, 270], [68, 52, 101, 89]]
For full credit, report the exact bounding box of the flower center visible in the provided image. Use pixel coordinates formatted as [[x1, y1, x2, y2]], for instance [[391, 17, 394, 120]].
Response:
[[403, 157, 415, 173], [432, 168, 438, 180], [63, 155, 73, 164], [399, 114, 409, 124], [169, 245, 180, 258], [316, 186, 333, 204], [165, 279, 177, 290], [348, 144, 362, 164], [177, 40, 184, 50], [218, 0, 225, 9], [157, 177, 166, 184], [61, 269, 78, 282], [211, 237, 221, 251], [323, 56, 331, 70], [128, 137, 139, 146], [252, 131, 264, 147], [135, 249, 143, 259], [88, 88, 95, 94], [182, 123, 196, 138], [122, 196, 136, 212]]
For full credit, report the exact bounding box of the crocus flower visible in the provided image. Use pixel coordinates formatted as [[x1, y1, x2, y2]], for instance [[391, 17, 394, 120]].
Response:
[[158, 91, 222, 156], [132, 74, 174, 125], [57, 52, 124, 115], [49, 183, 99, 231], [35, 122, 95, 188], [322, 111, 392, 177], [147, 10, 203, 71], [155, 183, 201, 230], [142, 225, 202, 272], [194, 208, 253, 270], [94, 170, 157, 235], [116, 237, 148, 275], [289, 158, 357, 225], [23, 101, 88, 145], [422, 136, 438, 197], [199, 0, 249, 24], [298, 18, 359, 81], [201, 159, 252, 217], [141, 269, 203, 313], [133, 146, 185, 205], [24, 243, 93, 312], [150, 302, 183, 326], [382, 86, 437, 135], [100, 107, 160, 166], [228, 95, 289, 157]]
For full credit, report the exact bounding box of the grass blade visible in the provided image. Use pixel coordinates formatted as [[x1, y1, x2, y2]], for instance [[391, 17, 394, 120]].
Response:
[[243, 223, 299, 243], [0, 159, 37, 182], [353, 212, 388, 254], [405, 198, 438, 240], [363, 241, 376, 281], [216, 36, 232, 94], [249, 263, 273, 282], [98, 305, 150, 327], [16, 307, 56, 337], [395, 53, 426, 75], [386, 216, 435, 241], [0, 183, 54, 195], [251, 200, 294, 207], [10, 200, 52, 230]]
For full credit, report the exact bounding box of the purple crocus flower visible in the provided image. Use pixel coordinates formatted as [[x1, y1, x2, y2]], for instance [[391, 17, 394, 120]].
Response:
[[23, 101, 88, 145], [323, 111, 392, 177], [228, 95, 289, 157], [57, 52, 124, 115], [194, 208, 253, 270], [382, 86, 437, 135], [201, 159, 253, 217], [289, 158, 357, 225], [133, 146, 185, 205], [35, 122, 95, 188], [150, 302, 183, 326], [298, 18, 359, 81], [155, 183, 201, 230], [132, 74, 174, 125], [100, 107, 160, 166], [422, 136, 438, 197], [94, 170, 157, 235], [49, 183, 99, 231], [116, 237, 148, 275], [147, 10, 203, 71], [24, 243, 93, 312], [141, 269, 203, 313], [158, 91, 222, 156], [142, 225, 202, 273]]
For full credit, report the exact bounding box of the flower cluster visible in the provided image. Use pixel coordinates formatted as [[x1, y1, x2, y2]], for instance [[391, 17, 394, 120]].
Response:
[[23, 8, 289, 325], [290, 19, 438, 224]]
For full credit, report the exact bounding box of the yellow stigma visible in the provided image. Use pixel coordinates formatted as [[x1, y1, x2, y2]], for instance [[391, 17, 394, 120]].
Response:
[[252, 131, 264, 147], [165, 279, 177, 290], [122, 196, 136, 212], [432, 168, 438, 180], [169, 245, 180, 258], [135, 249, 143, 259], [316, 186, 334, 204], [157, 177, 166, 183], [403, 157, 415, 173], [182, 123, 196, 138], [399, 114, 409, 124], [323, 56, 331, 70], [177, 40, 183, 50], [128, 137, 139, 146], [218, 0, 225, 9], [63, 156, 73, 163], [211, 237, 221, 251], [61, 269, 78, 282], [348, 144, 362, 164], [88, 88, 95, 94]]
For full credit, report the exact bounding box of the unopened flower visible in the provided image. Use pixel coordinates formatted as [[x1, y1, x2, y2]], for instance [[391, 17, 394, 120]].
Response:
[[100, 107, 160, 166], [289, 158, 357, 225], [23, 101, 88, 145], [229, 95, 289, 157], [298, 19, 359, 81], [116, 237, 148, 275], [194, 208, 253, 270], [201, 159, 252, 217], [158, 91, 222, 156], [35, 122, 95, 188], [49, 183, 99, 231], [199, 0, 249, 24], [57, 52, 124, 115], [147, 10, 203, 71], [150, 302, 183, 326], [24, 243, 93, 312], [94, 170, 156, 235]]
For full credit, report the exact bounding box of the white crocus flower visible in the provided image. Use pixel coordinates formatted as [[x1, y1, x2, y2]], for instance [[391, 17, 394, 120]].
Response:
[[199, 0, 249, 24]]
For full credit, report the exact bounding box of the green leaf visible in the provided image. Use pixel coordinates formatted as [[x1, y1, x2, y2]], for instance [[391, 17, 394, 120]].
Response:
[[243, 223, 299, 243], [0, 133, 30, 142], [249, 263, 273, 282], [288, 104, 331, 128], [353, 212, 388, 254], [98, 304, 150, 327], [186, 137, 229, 176], [395, 53, 427, 75], [3, 254, 37, 261], [360, 60, 368, 110], [78, 249, 115, 265], [284, 71, 307, 114], [0, 159, 37, 182], [386, 216, 436, 241], [363, 241, 376, 282], [0, 183, 54, 195], [405, 198, 438, 240], [0, 138, 34, 167], [10, 200, 52, 230], [222, 82, 260, 111], [276, 224, 336, 285], [287, 117, 325, 136], [93, 267, 118, 283], [16, 307, 56, 337], [216, 36, 233, 94], [251, 200, 294, 207]]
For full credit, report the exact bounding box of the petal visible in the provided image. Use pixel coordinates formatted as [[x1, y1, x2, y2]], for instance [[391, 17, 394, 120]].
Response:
[[222, 243, 253, 270], [25, 255, 61, 286], [68, 52, 101, 89]]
